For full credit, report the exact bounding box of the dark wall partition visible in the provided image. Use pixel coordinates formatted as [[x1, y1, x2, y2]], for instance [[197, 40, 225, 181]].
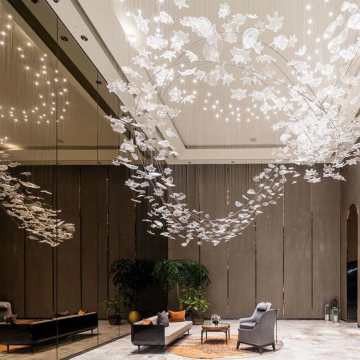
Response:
[[0, 165, 168, 320]]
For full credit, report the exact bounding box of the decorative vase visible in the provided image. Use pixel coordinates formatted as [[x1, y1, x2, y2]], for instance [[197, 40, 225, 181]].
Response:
[[108, 314, 121, 325], [192, 316, 204, 325], [213, 320, 219, 325], [127, 310, 142, 324]]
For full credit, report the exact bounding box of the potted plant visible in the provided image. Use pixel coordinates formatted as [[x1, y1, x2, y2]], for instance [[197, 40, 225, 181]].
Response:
[[109, 259, 155, 324], [180, 286, 210, 325], [100, 290, 121, 325], [4, 314, 17, 324], [211, 314, 221, 325], [153, 259, 210, 311]]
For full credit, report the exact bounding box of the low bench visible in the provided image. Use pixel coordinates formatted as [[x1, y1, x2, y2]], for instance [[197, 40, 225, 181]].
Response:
[[131, 315, 192, 353]]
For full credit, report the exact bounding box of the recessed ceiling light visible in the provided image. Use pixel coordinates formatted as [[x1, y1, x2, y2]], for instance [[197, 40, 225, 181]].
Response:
[[31, 0, 38, 3], [250, 138, 257, 142], [96, 80, 102, 85], [81, 35, 88, 41], [60, 35, 68, 42]]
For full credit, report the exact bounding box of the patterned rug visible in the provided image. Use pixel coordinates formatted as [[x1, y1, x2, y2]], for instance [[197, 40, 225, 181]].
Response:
[[167, 334, 283, 359]]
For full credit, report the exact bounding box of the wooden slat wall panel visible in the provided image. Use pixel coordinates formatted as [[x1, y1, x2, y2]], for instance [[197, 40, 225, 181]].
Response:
[[256, 170, 284, 316], [168, 165, 200, 310], [97, 166, 108, 318], [284, 172, 312, 318], [108, 166, 121, 298], [56, 166, 81, 314], [229, 165, 256, 319], [25, 166, 54, 318], [0, 193, 25, 317], [313, 177, 341, 318], [199, 165, 228, 318], [136, 166, 168, 316], [118, 166, 135, 260], [81, 166, 98, 313]]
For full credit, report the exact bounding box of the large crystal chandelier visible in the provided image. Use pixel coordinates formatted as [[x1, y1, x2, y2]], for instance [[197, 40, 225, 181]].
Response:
[[107, 1, 360, 246]]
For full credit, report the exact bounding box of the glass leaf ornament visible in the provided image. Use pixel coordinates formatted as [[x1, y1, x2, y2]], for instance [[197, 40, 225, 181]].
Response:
[[132, 11, 150, 34], [243, 28, 260, 49], [218, 3, 231, 19]]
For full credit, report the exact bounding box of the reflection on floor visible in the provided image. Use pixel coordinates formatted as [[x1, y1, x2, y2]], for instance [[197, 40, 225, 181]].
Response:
[[73, 320, 360, 360], [0, 320, 130, 360]]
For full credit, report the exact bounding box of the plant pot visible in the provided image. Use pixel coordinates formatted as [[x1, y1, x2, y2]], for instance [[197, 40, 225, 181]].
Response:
[[213, 320, 219, 325], [127, 310, 142, 324], [108, 314, 121, 325], [192, 316, 204, 325]]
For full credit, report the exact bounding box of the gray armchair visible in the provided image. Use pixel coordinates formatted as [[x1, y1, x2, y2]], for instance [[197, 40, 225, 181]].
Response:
[[237, 305, 277, 354], [239, 302, 271, 330]]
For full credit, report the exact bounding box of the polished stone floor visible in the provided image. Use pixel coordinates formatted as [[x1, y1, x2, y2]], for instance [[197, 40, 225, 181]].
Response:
[[0, 320, 131, 360], [72, 320, 360, 360]]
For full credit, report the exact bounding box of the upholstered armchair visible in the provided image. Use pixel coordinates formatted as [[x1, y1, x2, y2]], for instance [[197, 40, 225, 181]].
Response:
[[237, 303, 277, 354], [0, 302, 11, 323], [239, 302, 271, 329]]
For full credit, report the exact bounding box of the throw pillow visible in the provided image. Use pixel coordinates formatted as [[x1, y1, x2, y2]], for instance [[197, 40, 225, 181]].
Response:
[[169, 310, 186, 322], [142, 318, 153, 325], [55, 311, 69, 318], [157, 311, 169, 327], [78, 310, 88, 315]]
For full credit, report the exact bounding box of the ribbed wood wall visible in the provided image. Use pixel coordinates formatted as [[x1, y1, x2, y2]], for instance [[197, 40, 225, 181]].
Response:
[[169, 164, 341, 319]]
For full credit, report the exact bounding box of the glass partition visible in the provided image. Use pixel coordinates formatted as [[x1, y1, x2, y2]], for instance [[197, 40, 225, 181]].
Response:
[[0, 1, 131, 359]]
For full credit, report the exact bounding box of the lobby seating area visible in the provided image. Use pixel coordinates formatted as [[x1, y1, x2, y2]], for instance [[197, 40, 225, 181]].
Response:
[[1, 0, 360, 359]]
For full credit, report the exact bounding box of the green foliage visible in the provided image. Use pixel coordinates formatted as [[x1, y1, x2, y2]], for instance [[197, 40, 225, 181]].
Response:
[[152, 259, 211, 293], [109, 259, 155, 310], [181, 286, 210, 317], [100, 290, 121, 314]]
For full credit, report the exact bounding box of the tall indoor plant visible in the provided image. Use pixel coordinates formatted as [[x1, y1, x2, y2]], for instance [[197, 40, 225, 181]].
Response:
[[153, 259, 210, 310], [109, 259, 155, 324], [181, 285, 210, 325]]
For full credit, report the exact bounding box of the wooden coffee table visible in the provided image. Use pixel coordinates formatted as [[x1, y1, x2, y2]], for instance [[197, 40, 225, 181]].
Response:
[[201, 323, 230, 344]]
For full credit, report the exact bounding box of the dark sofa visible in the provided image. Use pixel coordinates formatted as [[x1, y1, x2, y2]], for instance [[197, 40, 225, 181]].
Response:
[[0, 312, 98, 353]]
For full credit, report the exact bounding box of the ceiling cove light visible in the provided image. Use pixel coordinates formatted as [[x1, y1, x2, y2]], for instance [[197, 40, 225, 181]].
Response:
[[102, 1, 360, 247]]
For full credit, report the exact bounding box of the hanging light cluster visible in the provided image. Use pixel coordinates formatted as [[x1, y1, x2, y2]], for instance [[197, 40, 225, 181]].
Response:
[[106, 1, 360, 246]]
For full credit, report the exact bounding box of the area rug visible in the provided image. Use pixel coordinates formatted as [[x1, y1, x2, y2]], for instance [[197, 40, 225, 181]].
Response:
[[167, 334, 283, 359]]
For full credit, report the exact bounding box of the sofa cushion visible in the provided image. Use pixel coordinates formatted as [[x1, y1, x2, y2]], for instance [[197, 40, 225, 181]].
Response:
[[169, 310, 185, 322], [142, 318, 153, 325], [0, 303, 8, 310], [55, 311, 69, 318], [240, 322, 256, 330], [158, 311, 169, 327], [164, 321, 192, 345]]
